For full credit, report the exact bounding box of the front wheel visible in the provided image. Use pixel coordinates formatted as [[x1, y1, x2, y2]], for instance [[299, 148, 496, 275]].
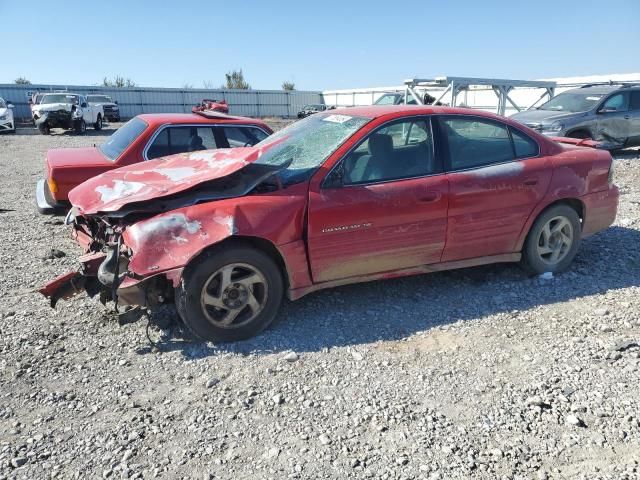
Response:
[[176, 245, 284, 342], [75, 119, 86, 134], [94, 115, 102, 130], [521, 204, 581, 275], [38, 123, 50, 135]]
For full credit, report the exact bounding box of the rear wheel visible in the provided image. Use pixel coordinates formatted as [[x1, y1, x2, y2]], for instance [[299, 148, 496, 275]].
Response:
[[176, 245, 283, 342], [521, 205, 581, 274]]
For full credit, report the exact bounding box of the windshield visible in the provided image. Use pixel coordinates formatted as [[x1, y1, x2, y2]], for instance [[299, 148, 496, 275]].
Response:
[[98, 117, 148, 161], [538, 92, 604, 112], [41, 94, 79, 105], [252, 113, 370, 184], [0, 99, 6, 108], [88, 95, 112, 103], [374, 93, 401, 105]]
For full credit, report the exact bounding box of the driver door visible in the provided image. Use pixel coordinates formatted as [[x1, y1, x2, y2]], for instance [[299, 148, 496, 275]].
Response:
[[307, 117, 449, 283]]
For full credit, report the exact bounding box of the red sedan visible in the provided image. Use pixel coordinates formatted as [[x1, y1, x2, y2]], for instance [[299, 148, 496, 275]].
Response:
[[36, 112, 272, 212], [41, 106, 618, 342]]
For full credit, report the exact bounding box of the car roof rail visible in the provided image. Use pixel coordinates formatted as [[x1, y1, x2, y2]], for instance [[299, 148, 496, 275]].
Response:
[[619, 83, 640, 89]]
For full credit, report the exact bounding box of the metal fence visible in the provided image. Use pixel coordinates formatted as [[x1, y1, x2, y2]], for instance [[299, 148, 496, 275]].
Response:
[[0, 84, 324, 120]]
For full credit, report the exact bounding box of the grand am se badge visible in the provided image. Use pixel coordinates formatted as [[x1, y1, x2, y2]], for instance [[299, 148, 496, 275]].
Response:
[[321, 223, 372, 233]]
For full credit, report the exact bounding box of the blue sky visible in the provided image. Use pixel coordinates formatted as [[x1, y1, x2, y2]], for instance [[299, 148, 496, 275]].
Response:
[[2, 0, 639, 90]]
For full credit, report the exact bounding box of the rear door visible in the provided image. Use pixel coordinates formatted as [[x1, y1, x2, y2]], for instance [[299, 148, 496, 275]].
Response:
[[437, 115, 552, 262], [596, 91, 630, 146], [307, 117, 449, 283]]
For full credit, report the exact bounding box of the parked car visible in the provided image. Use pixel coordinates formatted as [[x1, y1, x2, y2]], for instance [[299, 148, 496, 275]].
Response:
[[32, 93, 104, 135], [297, 104, 331, 118], [87, 94, 120, 122], [29, 92, 45, 122], [40, 106, 618, 342], [511, 84, 640, 150], [0, 97, 16, 133], [192, 99, 229, 114], [374, 92, 442, 106], [35, 112, 272, 213]]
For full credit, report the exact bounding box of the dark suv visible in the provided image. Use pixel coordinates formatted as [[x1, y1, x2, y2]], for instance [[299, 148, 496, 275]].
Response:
[[511, 84, 640, 150]]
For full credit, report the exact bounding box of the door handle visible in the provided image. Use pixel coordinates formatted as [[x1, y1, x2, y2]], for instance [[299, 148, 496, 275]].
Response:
[[523, 177, 539, 186], [624, 115, 630, 119], [419, 191, 439, 203]]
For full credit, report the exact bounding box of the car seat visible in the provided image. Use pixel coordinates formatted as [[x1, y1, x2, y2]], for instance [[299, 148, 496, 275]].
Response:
[[188, 135, 205, 151]]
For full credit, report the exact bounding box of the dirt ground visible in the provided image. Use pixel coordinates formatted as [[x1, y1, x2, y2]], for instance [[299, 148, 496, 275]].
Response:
[[0, 124, 638, 480]]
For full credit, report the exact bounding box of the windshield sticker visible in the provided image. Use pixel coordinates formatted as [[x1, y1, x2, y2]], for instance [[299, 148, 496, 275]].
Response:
[[322, 114, 352, 124], [586, 96, 602, 101]]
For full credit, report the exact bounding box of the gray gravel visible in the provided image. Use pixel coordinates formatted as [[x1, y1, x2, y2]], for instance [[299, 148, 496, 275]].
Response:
[[0, 125, 639, 480]]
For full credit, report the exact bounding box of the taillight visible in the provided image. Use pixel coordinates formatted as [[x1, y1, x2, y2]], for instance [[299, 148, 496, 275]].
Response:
[[47, 177, 58, 194]]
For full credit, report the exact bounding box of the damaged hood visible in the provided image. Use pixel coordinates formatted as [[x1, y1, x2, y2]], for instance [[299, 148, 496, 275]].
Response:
[[68, 146, 273, 215]]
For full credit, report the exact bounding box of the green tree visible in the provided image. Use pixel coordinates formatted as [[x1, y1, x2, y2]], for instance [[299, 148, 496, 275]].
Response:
[[282, 81, 295, 91], [222, 69, 250, 89], [102, 76, 136, 88], [14, 77, 31, 85]]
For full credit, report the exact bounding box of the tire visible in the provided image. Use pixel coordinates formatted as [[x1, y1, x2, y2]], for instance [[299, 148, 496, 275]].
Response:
[[521, 204, 582, 275], [176, 244, 284, 342], [38, 123, 50, 135], [94, 115, 102, 131], [75, 119, 86, 134], [567, 130, 591, 139]]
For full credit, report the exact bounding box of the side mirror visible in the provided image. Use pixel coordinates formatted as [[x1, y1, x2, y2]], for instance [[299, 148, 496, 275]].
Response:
[[81, 102, 88, 108], [7, 103, 14, 109]]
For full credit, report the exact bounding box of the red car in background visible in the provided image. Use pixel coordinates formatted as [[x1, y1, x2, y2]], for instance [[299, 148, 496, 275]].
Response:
[[41, 106, 618, 343], [36, 112, 272, 212]]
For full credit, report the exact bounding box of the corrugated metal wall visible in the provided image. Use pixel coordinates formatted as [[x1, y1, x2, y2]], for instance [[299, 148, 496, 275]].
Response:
[[0, 84, 323, 120]]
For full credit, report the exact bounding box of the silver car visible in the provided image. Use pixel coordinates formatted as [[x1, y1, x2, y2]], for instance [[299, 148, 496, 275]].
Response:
[[511, 84, 640, 150]]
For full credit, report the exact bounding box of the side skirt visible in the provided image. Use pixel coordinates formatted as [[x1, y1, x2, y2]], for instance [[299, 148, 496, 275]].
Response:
[[287, 253, 521, 301]]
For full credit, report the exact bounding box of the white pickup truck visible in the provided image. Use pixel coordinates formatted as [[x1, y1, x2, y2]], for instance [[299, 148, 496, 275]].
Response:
[[32, 93, 104, 135]]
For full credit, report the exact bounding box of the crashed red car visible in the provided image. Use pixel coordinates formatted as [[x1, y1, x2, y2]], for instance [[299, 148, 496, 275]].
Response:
[[36, 112, 272, 213], [41, 106, 619, 342]]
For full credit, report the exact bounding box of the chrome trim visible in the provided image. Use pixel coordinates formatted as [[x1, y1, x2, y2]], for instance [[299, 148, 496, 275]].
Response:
[[142, 123, 271, 161]]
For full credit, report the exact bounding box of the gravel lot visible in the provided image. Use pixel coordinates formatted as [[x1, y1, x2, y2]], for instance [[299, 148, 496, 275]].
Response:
[[0, 124, 639, 480]]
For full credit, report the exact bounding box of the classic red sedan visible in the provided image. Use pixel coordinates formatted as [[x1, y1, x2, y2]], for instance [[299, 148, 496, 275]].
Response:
[[41, 106, 618, 342], [35, 112, 272, 212]]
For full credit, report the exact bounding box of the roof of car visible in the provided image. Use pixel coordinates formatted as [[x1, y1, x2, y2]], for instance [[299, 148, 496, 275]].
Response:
[[136, 112, 270, 129], [565, 85, 622, 94], [330, 105, 509, 121]]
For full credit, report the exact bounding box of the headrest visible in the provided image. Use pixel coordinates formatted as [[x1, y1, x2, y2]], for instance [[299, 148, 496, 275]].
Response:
[[368, 133, 393, 157]]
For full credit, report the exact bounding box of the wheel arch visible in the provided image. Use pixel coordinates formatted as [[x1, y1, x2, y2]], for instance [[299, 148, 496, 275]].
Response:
[[565, 128, 592, 139], [185, 235, 291, 289], [517, 197, 585, 251]]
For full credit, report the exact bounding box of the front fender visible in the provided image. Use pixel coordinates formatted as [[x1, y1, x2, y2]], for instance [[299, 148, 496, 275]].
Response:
[[34, 112, 49, 126], [121, 186, 308, 280]]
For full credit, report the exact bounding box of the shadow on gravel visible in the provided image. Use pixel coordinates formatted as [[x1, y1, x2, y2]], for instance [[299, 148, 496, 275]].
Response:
[[141, 226, 640, 358]]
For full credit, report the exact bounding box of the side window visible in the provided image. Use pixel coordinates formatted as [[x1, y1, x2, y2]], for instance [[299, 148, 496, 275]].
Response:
[[146, 127, 218, 160], [222, 126, 268, 147], [147, 129, 170, 159], [510, 127, 539, 158], [601, 93, 629, 112], [342, 119, 436, 184], [440, 117, 513, 170], [630, 91, 640, 111]]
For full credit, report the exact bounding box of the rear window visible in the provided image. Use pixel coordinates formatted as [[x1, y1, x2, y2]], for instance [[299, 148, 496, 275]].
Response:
[[98, 117, 148, 161]]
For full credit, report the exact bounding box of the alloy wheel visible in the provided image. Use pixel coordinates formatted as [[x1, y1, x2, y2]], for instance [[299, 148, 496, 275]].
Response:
[[536, 215, 574, 266], [199, 263, 268, 329]]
